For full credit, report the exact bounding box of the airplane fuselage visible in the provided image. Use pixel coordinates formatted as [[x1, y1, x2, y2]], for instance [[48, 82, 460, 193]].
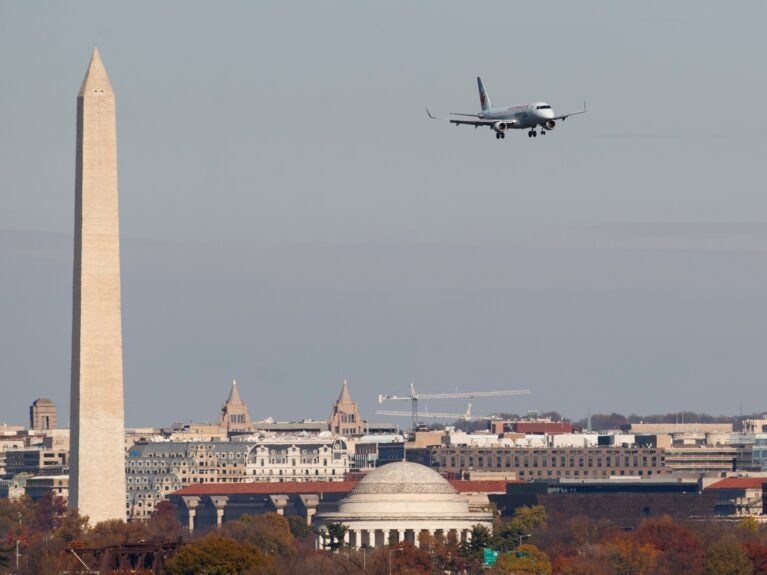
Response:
[[429, 77, 586, 140], [481, 102, 555, 129]]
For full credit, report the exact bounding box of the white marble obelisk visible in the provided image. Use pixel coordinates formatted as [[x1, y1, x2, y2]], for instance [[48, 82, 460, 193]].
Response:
[[69, 48, 126, 524]]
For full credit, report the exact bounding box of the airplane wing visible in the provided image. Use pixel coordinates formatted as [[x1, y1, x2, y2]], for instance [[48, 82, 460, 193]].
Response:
[[553, 100, 587, 121], [448, 118, 499, 128], [426, 108, 496, 128]]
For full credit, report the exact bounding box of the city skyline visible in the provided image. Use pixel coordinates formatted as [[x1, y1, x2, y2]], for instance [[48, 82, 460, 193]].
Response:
[[2, 2, 767, 427]]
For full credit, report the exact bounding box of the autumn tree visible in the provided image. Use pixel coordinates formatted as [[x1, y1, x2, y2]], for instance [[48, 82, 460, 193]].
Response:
[[146, 500, 185, 542], [493, 544, 552, 575], [705, 536, 752, 575], [221, 513, 295, 556], [162, 534, 274, 575], [635, 516, 706, 575], [744, 542, 767, 575], [606, 536, 660, 575], [368, 542, 433, 575]]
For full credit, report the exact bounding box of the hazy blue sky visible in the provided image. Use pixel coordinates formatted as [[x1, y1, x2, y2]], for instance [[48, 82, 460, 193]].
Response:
[[2, 1, 767, 427]]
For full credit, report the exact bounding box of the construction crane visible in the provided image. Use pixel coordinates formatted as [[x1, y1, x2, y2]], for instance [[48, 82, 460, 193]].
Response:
[[376, 403, 499, 422], [378, 383, 531, 431]]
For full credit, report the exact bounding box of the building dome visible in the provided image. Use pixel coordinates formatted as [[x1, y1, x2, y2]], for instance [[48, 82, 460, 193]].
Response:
[[351, 462, 457, 496], [314, 462, 493, 549]]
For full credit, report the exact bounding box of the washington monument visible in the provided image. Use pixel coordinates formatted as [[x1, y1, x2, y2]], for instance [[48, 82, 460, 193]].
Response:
[[69, 48, 126, 523]]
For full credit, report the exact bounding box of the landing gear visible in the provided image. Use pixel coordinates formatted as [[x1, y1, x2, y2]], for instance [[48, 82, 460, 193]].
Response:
[[540, 130, 546, 135], [528, 130, 537, 138], [495, 131, 506, 140]]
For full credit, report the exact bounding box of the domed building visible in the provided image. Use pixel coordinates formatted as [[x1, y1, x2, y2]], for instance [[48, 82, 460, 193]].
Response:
[[314, 462, 493, 549]]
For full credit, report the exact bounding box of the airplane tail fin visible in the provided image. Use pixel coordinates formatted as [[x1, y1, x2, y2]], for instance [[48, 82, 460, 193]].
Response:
[[477, 77, 491, 112]]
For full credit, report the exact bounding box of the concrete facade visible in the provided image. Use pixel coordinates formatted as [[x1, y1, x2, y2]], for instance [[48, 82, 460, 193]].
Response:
[[69, 48, 127, 523], [430, 445, 671, 480]]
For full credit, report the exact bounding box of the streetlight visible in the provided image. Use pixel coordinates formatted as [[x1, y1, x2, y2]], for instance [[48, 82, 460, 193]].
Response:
[[519, 533, 531, 548]]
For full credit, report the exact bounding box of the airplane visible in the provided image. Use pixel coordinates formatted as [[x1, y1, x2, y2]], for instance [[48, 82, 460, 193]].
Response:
[[427, 77, 586, 140]]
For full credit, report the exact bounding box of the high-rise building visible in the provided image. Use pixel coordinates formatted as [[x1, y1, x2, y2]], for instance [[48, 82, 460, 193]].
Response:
[[69, 48, 126, 523]]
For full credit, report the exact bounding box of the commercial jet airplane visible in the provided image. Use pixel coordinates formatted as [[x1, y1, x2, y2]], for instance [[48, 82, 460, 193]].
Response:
[[427, 77, 586, 140]]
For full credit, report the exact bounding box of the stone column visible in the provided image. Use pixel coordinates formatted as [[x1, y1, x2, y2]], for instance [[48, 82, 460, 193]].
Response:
[[413, 530, 420, 548], [268, 494, 289, 516], [181, 496, 200, 532], [343, 529, 350, 547], [466, 529, 473, 543], [397, 529, 406, 544], [209, 496, 228, 528], [298, 494, 319, 526]]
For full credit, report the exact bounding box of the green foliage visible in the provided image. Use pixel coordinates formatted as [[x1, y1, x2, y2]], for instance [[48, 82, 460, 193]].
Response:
[[497, 505, 548, 549], [286, 514, 315, 541], [162, 534, 274, 575], [469, 524, 493, 554], [318, 522, 348, 551]]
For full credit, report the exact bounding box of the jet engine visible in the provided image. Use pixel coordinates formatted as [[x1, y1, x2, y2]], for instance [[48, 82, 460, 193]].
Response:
[[543, 119, 556, 130], [493, 121, 516, 133]]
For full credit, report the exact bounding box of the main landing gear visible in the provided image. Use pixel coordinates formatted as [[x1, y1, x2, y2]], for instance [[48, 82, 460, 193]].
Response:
[[528, 130, 537, 138], [495, 131, 506, 140]]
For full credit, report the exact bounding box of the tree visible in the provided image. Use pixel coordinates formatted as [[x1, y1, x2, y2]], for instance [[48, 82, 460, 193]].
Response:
[[493, 544, 552, 575], [636, 516, 706, 575], [317, 522, 348, 552], [146, 500, 185, 542], [497, 506, 548, 550], [369, 542, 433, 575], [162, 534, 274, 575], [469, 524, 493, 554], [705, 536, 752, 575], [606, 537, 660, 575], [744, 542, 767, 575], [231, 513, 295, 556], [286, 515, 315, 541], [552, 555, 613, 575]]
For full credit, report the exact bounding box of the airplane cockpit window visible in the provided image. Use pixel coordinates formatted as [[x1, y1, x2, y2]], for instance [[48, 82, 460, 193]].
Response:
[[536, 105, 551, 110]]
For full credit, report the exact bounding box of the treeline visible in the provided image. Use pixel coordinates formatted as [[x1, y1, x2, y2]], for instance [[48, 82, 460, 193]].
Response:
[[4, 494, 767, 574]]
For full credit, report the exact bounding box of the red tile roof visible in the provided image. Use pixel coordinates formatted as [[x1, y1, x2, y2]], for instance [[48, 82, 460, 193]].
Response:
[[173, 481, 357, 496], [706, 478, 767, 491], [171, 479, 517, 497]]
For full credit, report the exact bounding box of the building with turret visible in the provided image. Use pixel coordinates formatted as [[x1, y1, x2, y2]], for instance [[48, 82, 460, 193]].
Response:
[[218, 380, 253, 434], [329, 380, 364, 436]]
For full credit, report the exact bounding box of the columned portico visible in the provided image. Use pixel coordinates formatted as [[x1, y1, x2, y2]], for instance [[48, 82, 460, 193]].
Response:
[[314, 462, 493, 550]]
